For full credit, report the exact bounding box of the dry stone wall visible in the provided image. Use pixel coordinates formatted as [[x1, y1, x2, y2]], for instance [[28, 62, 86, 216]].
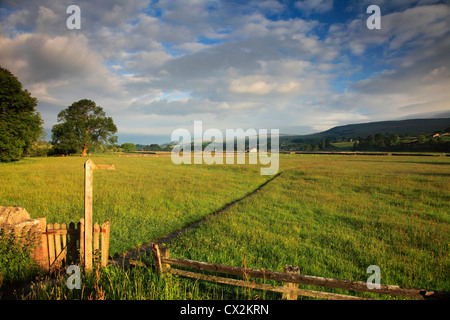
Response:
[[0, 206, 41, 249]]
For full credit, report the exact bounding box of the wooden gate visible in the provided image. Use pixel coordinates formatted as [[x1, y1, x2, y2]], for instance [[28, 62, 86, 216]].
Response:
[[35, 217, 110, 272], [33, 159, 114, 273]]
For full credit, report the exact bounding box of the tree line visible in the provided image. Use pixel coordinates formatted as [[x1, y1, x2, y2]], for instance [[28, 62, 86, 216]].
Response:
[[120, 143, 171, 152], [352, 132, 450, 152], [1, 66, 118, 162]]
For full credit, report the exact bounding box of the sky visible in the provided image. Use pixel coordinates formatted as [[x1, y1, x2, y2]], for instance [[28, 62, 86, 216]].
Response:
[[1, 0, 449, 145]]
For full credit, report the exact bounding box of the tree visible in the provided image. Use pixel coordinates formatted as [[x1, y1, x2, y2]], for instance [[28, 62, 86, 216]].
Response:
[[374, 133, 384, 142], [311, 143, 319, 151], [121, 143, 136, 152], [51, 99, 117, 156], [417, 135, 425, 144], [0, 67, 43, 162], [24, 131, 52, 157], [387, 134, 399, 145], [365, 134, 375, 145], [376, 139, 386, 149], [144, 143, 161, 151]]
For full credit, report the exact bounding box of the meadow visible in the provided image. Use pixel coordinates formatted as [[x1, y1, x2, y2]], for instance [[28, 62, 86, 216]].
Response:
[[167, 154, 449, 299], [0, 155, 269, 256], [0, 153, 448, 299]]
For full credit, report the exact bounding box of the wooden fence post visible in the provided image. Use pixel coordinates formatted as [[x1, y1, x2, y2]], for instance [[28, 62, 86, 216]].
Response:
[[160, 247, 170, 272], [83, 159, 115, 271], [84, 159, 94, 271], [61, 223, 67, 265], [152, 243, 163, 274], [101, 220, 110, 267], [68, 222, 77, 264], [32, 159, 114, 273], [47, 223, 55, 269], [36, 217, 49, 271], [54, 223, 61, 269], [282, 265, 300, 300]]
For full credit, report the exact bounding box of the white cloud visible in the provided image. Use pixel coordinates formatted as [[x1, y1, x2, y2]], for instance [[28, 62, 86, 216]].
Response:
[[229, 75, 302, 95], [295, 0, 334, 14], [327, 3, 450, 57], [1, 0, 449, 142], [0, 31, 129, 128], [252, 0, 285, 14]]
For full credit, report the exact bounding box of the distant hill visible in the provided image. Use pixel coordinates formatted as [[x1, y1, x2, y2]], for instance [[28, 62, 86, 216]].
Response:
[[141, 118, 450, 153], [282, 118, 450, 143]]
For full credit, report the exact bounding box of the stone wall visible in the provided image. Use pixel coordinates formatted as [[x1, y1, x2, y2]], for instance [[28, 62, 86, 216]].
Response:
[[0, 206, 42, 266], [0, 206, 41, 237]]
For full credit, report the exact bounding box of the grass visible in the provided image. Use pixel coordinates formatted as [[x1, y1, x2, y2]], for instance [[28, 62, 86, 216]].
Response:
[[0, 226, 43, 288], [0, 155, 269, 256], [23, 261, 214, 300], [331, 141, 354, 149], [0, 153, 449, 299], [166, 155, 449, 299]]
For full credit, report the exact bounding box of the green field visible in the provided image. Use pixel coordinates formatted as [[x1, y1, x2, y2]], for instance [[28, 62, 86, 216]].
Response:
[[0, 153, 449, 299], [0, 155, 269, 256]]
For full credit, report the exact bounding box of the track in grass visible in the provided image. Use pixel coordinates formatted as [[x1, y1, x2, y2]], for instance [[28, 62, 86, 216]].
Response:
[[111, 171, 283, 265]]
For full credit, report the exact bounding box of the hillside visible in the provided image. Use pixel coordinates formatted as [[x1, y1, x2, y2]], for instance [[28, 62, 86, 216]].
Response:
[[282, 118, 450, 143], [280, 118, 450, 152], [318, 118, 450, 138]]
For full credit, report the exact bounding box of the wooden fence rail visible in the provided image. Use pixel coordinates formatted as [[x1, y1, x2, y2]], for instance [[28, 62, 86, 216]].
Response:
[[151, 243, 449, 300], [36, 217, 110, 272]]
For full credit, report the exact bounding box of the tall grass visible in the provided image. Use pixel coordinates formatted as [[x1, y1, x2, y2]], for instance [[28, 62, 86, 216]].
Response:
[[0, 226, 44, 293], [1, 154, 448, 299], [24, 254, 248, 300], [167, 155, 449, 298], [0, 155, 269, 256]]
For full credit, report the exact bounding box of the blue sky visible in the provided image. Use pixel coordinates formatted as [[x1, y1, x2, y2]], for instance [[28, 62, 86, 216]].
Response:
[[1, 0, 449, 144]]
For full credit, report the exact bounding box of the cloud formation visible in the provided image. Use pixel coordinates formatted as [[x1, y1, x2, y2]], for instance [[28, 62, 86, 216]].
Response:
[[0, 0, 449, 144]]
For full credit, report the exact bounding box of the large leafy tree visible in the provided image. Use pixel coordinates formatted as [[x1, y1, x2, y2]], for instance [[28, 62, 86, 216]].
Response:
[[51, 99, 117, 156], [0, 67, 43, 162]]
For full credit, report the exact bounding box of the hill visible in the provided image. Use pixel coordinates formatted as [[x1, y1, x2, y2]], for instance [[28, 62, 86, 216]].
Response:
[[317, 118, 450, 139], [280, 118, 450, 152], [283, 118, 450, 143]]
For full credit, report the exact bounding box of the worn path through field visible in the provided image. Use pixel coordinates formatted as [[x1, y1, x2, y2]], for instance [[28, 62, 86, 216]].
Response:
[[110, 171, 283, 266]]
